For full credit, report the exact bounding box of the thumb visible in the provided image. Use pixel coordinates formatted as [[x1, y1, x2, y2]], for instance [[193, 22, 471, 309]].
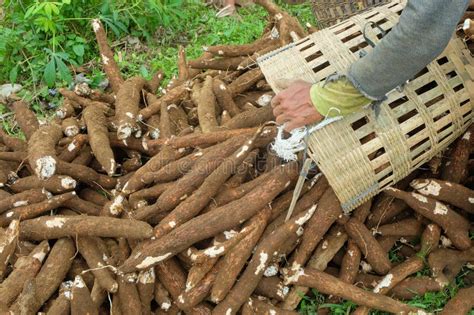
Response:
[[274, 79, 294, 90]]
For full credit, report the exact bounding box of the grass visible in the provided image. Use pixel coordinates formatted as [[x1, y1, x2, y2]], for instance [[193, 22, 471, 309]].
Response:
[[298, 266, 474, 315], [1, 1, 315, 137]]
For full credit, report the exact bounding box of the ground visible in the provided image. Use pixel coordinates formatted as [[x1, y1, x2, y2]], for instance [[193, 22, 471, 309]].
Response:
[[0, 1, 473, 314]]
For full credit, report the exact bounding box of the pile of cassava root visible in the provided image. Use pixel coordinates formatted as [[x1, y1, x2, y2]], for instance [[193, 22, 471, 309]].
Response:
[[0, 0, 473, 314]]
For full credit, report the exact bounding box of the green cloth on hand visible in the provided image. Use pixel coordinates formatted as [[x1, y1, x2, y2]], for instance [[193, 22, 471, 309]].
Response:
[[310, 77, 372, 117]]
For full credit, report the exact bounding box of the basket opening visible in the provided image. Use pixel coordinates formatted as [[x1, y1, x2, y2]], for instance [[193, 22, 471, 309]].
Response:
[[365, 11, 379, 20], [378, 170, 393, 183], [359, 131, 376, 145], [438, 123, 454, 143], [445, 70, 457, 79], [388, 97, 408, 110], [397, 108, 418, 124], [341, 31, 362, 43], [425, 94, 445, 109], [437, 121, 453, 134], [433, 109, 450, 123], [351, 116, 369, 130], [305, 52, 323, 63], [410, 137, 430, 159], [462, 108, 472, 119], [312, 61, 330, 73], [453, 83, 464, 92], [350, 41, 369, 53], [414, 67, 429, 80], [437, 56, 449, 66], [333, 23, 357, 36], [415, 81, 438, 95], [300, 42, 316, 53], [407, 123, 426, 138]]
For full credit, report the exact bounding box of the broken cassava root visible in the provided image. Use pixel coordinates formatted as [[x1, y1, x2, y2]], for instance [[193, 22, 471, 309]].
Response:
[[28, 123, 63, 180]]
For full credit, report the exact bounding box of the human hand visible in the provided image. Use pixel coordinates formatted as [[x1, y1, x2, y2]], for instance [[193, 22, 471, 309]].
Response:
[[271, 80, 323, 132]]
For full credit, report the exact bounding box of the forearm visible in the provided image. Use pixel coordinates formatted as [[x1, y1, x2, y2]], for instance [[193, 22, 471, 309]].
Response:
[[347, 0, 469, 100]]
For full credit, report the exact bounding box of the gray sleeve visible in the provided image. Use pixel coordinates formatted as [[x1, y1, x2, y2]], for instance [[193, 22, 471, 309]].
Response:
[[347, 0, 469, 100]]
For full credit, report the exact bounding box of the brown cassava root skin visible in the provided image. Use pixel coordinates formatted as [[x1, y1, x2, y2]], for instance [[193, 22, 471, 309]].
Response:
[[439, 285, 474, 315], [374, 218, 423, 237], [0, 188, 49, 214], [154, 130, 263, 238], [441, 126, 473, 183], [213, 205, 317, 315], [255, 276, 290, 301], [115, 76, 147, 140], [0, 128, 27, 152], [228, 68, 264, 96], [71, 275, 99, 315], [91, 19, 123, 93], [353, 255, 425, 315], [223, 103, 274, 130], [366, 193, 408, 228], [0, 192, 76, 227], [148, 126, 267, 148], [212, 78, 241, 117], [24, 237, 75, 314], [245, 297, 299, 315], [204, 38, 271, 57], [177, 260, 222, 310], [141, 136, 251, 225], [137, 268, 155, 315], [390, 276, 443, 300], [10, 100, 39, 140], [385, 188, 471, 250], [428, 247, 474, 286], [83, 104, 116, 176], [19, 215, 153, 240], [410, 178, 474, 213], [345, 218, 392, 275], [155, 257, 211, 314], [28, 123, 62, 180], [193, 76, 219, 133], [0, 220, 19, 280], [211, 207, 272, 303], [138, 84, 188, 121], [58, 134, 88, 162], [118, 275, 142, 315], [288, 268, 419, 314], [188, 56, 245, 71], [121, 133, 179, 194], [77, 236, 118, 294], [283, 224, 348, 311], [9, 175, 76, 194], [120, 162, 298, 272], [286, 187, 343, 276], [0, 240, 49, 307]]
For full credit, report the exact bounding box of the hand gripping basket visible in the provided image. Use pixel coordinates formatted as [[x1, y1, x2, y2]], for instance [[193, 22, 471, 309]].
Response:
[[312, 0, 391, 27], [258, 0, 474, 212]]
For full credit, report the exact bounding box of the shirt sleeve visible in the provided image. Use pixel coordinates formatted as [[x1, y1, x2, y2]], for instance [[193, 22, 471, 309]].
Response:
[[310, 77, 371, 117], [347, 0, 469, 100]]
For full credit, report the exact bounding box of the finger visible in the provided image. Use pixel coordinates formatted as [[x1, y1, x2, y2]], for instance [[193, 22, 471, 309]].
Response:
[[284, 117, 306, 132], [273, 105, 285, 117], [271, 93, 283, 108], [276, 114, 291, 125]]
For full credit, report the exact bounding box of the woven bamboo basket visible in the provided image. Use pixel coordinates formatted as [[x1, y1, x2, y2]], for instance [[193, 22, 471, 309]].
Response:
[[258, 0, 474, 212], [312, 0, 390, 27]]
